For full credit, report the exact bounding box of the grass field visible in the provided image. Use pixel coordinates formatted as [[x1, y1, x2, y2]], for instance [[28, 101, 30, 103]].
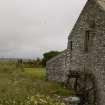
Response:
[[0, 61, 75, 105], [24, 68, 45, 80], [24, 68, 75, 96]]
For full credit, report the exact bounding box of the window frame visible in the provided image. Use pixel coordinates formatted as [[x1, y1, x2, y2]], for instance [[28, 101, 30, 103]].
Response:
[[84, 30, 90, 52]]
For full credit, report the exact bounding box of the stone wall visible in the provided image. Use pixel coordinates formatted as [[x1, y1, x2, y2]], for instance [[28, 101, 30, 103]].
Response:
[[46, 0, 105, 105], [67, 0, 105, 105], [46, 50, 68, 82]]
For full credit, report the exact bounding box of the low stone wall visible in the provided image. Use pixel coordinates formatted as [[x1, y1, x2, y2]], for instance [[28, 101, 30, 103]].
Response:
[[46, 50, 67, 83]]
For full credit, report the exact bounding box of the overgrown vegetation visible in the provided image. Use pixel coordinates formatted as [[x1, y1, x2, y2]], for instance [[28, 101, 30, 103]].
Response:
[[42, 51, 61, 66], [16, 51, 61, 68], [0, 60, 74, 105], [24, 68, 45, 79]]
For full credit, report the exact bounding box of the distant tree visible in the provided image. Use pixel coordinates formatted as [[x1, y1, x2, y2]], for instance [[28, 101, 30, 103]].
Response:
[[17, 59, 23, 64], [22, 58, 42, 68], [42, 51, 61, 66], [35, 58, 42, 67]]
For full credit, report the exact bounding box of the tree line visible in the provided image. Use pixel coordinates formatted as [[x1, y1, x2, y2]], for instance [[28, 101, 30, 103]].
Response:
[[17, 51, 61, 68]]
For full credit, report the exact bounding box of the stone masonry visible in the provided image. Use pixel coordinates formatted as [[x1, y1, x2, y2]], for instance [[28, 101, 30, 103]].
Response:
[[46, 0, 105, 105], [46, 50, 67, 82]]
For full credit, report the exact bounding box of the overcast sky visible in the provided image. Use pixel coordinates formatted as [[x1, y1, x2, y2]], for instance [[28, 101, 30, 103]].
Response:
[[0, 0, 87, 59]]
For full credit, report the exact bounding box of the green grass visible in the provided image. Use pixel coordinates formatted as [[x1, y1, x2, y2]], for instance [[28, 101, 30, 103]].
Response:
[[0, 61, 75, 105], [24, 67, 75, 96], [24, 68, 45, 80]]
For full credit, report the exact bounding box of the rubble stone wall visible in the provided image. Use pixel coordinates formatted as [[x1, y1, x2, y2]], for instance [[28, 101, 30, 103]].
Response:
[[46, 50, 67, 82], [46, 0, 105, 105]]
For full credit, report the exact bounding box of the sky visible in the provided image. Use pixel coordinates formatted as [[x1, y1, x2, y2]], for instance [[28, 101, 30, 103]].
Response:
[[0, 0, 87, 59]]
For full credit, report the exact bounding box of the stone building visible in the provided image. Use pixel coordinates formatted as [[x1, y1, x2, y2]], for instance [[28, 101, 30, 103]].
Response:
[[46, 0, 105, 105]]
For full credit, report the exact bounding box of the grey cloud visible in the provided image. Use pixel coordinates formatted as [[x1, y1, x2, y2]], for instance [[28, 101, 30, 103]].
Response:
[[0, 0, 87, 58]]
